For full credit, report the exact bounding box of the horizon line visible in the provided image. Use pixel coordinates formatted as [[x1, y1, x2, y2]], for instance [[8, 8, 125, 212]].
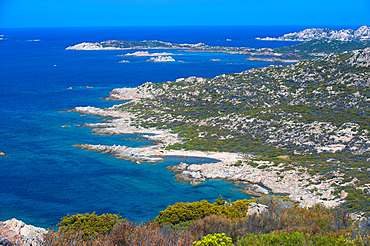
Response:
[[0, 24, 368, 29]]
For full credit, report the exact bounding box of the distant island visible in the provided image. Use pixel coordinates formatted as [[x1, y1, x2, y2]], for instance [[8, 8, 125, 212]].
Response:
[[257, 25, 370, 41], [147, 55, 176, 62], [122, 51, 175, 57], [65, 40, 207, 50], [66, 34, 370, 62], [65, 40, 286, 57]]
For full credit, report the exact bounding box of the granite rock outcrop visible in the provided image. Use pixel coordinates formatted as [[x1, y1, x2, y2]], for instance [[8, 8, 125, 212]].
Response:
[[258, 26, 370, 41], [0, 219, 46, 246]]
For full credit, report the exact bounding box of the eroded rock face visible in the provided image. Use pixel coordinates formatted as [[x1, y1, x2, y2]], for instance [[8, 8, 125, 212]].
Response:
[[0, 236, 11, 246], [348, 47, 370, 67], [256, 196, 294, 210], [246, 202, 268, 216], [167, 162, 189, 173], [0, 219, 46, 246], [242, 184, 269, 196], [175, 171, 206, 186]]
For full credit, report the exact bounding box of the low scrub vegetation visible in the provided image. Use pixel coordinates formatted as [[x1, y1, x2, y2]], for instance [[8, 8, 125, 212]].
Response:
[[43, 196, 370, 246]]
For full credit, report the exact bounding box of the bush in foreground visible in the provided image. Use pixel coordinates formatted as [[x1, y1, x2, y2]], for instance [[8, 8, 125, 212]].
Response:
[[193, 233, 233, 246], [155, 197, 254, 225], [44, 196, 370, 246], [45, 219, 196, 246], [235, 231, 357, 246], [57, 212, 121, 240]]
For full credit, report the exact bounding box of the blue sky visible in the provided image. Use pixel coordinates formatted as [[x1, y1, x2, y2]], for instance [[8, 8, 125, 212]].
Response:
[[0, 0, 369, 28]]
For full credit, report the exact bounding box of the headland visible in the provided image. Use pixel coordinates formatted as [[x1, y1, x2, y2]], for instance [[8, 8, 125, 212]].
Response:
[[66, 48, 370, 211]]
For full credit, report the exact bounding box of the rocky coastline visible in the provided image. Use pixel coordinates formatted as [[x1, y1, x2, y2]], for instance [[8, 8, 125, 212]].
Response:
[[246, 56, 299, 63], [62, 47, 370, 213], [66, 85, 349, 209]]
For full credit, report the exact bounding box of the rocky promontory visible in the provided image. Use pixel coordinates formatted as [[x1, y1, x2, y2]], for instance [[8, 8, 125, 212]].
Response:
[[74, 144, 163, 163], [66, 42, 121, 50]]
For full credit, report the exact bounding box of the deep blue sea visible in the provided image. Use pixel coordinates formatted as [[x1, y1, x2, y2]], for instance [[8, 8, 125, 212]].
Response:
[[0, 25, 357, 228]]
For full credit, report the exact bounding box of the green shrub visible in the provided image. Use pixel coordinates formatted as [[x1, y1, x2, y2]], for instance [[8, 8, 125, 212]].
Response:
[[57, 212, 121, 240], [235, 231, 356, 246], [155, 198, 254, 225], [193, 233, 233, 246]]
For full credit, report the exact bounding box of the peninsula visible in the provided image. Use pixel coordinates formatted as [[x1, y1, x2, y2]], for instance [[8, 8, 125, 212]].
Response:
[[69, 48, 370, 212]]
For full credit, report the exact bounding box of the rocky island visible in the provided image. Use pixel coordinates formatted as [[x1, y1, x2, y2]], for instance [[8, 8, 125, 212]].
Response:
[[147, 56, 175, 62], [122, 51, 175, 57], [67, 47, 370, 212], [66, 32, 370, 63]]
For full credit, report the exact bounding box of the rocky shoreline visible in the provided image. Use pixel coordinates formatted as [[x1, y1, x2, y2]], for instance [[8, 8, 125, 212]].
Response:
[[246, 56, 299, 63], [0, 219, 46, 246], [66, 86, 347, 209]]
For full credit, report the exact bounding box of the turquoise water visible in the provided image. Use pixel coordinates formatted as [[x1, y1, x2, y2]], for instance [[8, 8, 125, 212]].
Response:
[[0, 26, 347, 228]]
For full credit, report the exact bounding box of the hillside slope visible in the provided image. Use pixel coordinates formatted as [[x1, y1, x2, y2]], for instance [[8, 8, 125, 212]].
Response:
[[118, 48, 369, 211]]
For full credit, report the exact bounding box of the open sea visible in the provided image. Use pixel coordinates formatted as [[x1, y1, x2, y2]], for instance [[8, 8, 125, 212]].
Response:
[[0, 25, 356, 228]]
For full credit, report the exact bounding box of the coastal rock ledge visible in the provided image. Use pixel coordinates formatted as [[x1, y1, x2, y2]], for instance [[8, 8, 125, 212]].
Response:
[[0, 219, 46, 246]]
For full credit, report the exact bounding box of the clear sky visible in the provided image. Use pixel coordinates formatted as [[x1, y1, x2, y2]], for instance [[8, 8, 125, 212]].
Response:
[[0, 0, 369, 28]]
